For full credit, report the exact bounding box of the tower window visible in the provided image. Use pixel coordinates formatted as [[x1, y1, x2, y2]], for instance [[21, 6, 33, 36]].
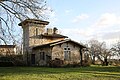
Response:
[[36, 28, 38, 35]]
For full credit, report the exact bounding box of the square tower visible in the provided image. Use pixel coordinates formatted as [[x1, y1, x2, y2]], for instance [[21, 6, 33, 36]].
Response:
[[18, 19, 49, 64]]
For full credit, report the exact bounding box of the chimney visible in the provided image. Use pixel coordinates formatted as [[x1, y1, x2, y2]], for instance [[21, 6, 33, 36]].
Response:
[[53, 27, 58, 34], [47, 28, 53, 35]]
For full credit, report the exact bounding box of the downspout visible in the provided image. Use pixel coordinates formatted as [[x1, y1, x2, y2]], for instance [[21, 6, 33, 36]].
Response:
[[80, 48, 83, 66], [50, 46, 54, 60]]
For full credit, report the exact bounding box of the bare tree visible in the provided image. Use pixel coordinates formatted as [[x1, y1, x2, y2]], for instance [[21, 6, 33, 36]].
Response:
[[0, 0, 50, 45], [88, 40, 100, 64], [111, 41, 120, 58], [88, 40, 111, 66]]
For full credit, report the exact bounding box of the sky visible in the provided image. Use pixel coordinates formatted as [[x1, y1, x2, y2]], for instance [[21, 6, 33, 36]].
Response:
[[46, 0, 120, 47]]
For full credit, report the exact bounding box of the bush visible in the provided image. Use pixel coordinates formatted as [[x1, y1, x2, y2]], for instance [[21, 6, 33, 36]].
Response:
[[82, 60, 91, 67], [64, 62, 80, 68], [0, 56, 14, 67], [12, 55, 26, 66], [49, 58, 64, 67], [0, 56, 13, 62], [0, 61, 14, 67], [109, 59, 120, 66], [0, 55, 25, 66], [13, 59, 26, 66]]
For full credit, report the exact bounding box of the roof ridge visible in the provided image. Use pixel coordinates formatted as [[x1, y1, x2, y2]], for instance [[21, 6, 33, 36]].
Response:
[[32, 39, 86, 50]]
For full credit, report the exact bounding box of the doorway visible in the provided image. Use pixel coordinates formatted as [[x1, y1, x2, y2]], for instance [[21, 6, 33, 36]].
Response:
[[31, 54, 35, 64]]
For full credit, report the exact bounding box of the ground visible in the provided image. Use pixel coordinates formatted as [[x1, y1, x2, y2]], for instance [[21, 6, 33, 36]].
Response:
[[0, 65, 120, 80]]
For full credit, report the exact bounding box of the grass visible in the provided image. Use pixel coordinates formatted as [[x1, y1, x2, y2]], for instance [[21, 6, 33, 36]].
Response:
[[0, 65, 120, 80]]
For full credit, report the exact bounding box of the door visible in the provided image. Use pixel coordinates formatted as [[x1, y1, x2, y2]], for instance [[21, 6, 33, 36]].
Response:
[[31, 54, 35, 64]]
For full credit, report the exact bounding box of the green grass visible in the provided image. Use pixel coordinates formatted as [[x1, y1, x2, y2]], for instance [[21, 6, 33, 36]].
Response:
[[0, 65, 120, 80]]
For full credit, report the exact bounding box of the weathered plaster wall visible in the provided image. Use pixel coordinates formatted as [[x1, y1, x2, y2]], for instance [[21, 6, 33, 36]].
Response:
[[52, 45, 64, 60], [29, 23, 45, 47], [52, 42, 82, 64], [0, 48, 16, 55], [32, 47, 52, 66]]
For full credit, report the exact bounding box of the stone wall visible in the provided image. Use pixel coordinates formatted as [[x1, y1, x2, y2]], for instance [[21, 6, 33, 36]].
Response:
[[52, 42, 81, 64], [31, 42, 84, 66], [32, 47, 52, 66], [0, 47, 16, 56]]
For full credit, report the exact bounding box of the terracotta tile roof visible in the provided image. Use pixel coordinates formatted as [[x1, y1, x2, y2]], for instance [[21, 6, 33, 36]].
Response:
[[0, 45, 16, 48], [41, 34, 68, 38], [32, 39, 86, 50], [31, 34, 68, 39]]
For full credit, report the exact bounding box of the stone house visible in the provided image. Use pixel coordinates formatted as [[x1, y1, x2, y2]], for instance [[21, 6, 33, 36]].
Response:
[[0, 45, 16, 56], [19, 19, 86, 66]]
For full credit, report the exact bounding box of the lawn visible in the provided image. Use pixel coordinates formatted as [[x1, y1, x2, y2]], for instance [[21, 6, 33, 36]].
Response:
[[0, 65, 120, 80]]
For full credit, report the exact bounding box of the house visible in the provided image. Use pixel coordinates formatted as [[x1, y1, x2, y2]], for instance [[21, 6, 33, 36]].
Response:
[[0, 45, 16, 56], [18, 19, 86, 66]]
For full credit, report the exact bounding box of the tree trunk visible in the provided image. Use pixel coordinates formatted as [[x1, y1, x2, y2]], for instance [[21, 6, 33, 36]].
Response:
[[92, 55, 95, 64], [103, 58, 108, 66]]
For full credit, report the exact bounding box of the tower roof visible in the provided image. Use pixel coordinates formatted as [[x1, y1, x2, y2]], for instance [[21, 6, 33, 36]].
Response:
[[0, 45, 16, 48], [18, 19, 49, 26]]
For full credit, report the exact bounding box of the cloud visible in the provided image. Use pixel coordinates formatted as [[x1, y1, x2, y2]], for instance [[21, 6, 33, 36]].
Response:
[[47, 11, 58, 27], [65, 9, 72, 14], [61, 13, 120, 46], [92, 13, 120, 30], [84, 13, 120, 41], [72, 14, 89, 23], [101, 31, 120, 40]]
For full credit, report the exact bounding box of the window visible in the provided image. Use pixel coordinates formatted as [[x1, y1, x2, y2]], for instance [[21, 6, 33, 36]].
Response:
[[40, 52, 45, 60], [64, 48, 67, 50], [64, 47, 71, 60], [68, 48, 70, 50], [36, 28, 38, 35]]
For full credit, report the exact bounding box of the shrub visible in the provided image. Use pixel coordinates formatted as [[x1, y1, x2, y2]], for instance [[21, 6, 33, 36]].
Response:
[[12, 55, 26, 66], [0, 61, 14, 67], [109, 59, 120, 66], [49, 58, 64, 67], [0, 55, 25, 66], [82, 60, 91, 67], [64, 62, 80, 68]]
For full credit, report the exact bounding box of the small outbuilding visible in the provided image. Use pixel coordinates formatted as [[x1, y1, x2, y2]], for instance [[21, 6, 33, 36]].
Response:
[[0, 45, 16, 56]]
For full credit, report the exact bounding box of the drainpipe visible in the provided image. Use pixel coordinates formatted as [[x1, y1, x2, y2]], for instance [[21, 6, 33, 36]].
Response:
[[80, 48, 83, 66]]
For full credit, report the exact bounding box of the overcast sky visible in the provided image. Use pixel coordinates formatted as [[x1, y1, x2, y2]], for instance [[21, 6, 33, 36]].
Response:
[[47, 0, 120, 46]]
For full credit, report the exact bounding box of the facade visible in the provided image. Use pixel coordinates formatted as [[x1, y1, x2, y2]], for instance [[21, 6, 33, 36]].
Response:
[[19, 19, 86, 66], [0, 45, 16, 56]]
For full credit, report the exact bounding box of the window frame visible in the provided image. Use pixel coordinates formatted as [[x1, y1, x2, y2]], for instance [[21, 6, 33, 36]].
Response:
[[36, 28, 38, 36], [64, 47, 71, 60], [40, 52, 45, 60]]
